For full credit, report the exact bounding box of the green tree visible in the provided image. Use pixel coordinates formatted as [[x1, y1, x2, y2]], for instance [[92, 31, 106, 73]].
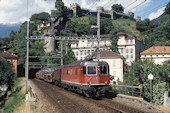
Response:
[[124, 59, 170, 104], [137, 2, 170, 49], [100, 17, 113, 34], [164, 2, 170, 15], [136, 19, 150, 32], [30, 12, 51, 35], [41, 40, 76, 67], [0, 37, 4, 51], [0, 60, 16, 90], [51, 0, 67, 23], [110, 25, 128, 53], [111, 4, 124, 13], [30, 12, 51, 22]]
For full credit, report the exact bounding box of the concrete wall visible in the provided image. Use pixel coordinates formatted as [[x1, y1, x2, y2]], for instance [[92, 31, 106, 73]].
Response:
[[44, 37, 56, 53], [164, 91, 170, 106]]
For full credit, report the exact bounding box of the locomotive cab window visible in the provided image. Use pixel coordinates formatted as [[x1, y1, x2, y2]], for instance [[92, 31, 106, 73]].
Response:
[[83, 66, 86, 75], [87, 66, 96, 75], [100, 66, 108, 75]]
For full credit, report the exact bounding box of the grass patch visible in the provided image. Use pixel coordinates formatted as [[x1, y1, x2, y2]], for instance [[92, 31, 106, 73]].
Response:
[[112, 18, 140, 36], [2, 78, 25, 113]]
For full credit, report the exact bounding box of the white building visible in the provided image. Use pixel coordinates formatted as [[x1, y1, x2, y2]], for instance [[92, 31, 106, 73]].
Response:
[[37, 21, 51, 31], [91, 50, 125, 84], [71, 34, 112, 60], [117, 32, 144, 66], [141, 46, 170, 65]]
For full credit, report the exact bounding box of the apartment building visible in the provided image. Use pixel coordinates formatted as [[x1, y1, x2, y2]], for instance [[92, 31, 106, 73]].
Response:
[[117, 32, 144, 65], [141, 46, 170, 65], [71, 34, 112, 60]]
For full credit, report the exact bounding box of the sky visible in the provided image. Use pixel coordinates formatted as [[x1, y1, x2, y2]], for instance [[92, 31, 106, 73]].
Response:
[[0, 0, 169, 25]]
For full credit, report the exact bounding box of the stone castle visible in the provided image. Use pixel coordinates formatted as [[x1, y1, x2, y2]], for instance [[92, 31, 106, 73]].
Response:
[[67, 3, 135, 20]]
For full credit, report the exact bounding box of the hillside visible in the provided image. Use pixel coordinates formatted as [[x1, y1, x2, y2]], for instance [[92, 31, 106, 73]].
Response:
[[136, 3, 170, 49], [62, 15, 139, 37], [0, 24, 21, 38], [112, 18, 140, 37]]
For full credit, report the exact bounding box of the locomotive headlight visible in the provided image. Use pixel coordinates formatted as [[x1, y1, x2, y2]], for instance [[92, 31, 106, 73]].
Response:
[[105, 81, 108, 84]]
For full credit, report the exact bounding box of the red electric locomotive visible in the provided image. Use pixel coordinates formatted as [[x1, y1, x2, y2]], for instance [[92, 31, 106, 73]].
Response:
[[53, 60, 112, 97]]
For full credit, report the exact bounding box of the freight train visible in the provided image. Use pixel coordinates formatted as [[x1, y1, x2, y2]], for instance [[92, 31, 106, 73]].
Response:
[[36, 60, 112, 97]]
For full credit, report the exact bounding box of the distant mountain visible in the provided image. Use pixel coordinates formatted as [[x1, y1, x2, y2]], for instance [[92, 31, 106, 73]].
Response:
[[0, 23, 21, 38]]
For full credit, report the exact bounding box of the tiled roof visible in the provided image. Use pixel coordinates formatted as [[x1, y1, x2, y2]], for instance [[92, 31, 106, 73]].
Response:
[[72, 34, 111, 44], [82, 34, 111, 38], [117, 32, 126, 36], [125, 35, 136, 40], [141, 46, 170, 55], [0, 52, 18, 59], [92, 50, 125, 59]]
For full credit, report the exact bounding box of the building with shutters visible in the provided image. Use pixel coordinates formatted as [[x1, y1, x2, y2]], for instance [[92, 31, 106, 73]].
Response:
[[71, 34, 112, 61], [117, 32, 144, 66], [140, 46, 170, 65]]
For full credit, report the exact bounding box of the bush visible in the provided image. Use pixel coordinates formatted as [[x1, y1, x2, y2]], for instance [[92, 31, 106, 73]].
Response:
[[152, 82, 167, 105], [3, 78, 25, 113], [0, 60, 17, 90]]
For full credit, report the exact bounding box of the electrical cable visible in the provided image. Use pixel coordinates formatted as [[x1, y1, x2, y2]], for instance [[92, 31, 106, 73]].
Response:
[[126, 0, 147, 13], [124, 0, 137, 9], [89, 0, 98, 9], [140, 2, 168, 18]]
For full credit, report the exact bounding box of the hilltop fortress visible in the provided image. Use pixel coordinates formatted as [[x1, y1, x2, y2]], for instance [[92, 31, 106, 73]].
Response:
[[66, 3, 136, 20], [43, 3, 139, 53]]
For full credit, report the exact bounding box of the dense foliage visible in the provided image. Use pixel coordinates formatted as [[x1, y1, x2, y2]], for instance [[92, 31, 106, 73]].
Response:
[[136, 3, 170, 49], [51, 0, 67, 24], [111, 4, 124, 13], [0, 61, 16, 90], [124, 59, 170, 104]]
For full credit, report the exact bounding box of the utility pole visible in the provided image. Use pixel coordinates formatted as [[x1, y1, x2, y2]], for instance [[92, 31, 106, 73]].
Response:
[[61, 41, 63, 65], [97, 11, 100, 61], [91, 10, 100, 61], [25, 0, 29, 93], [65, 40, 68, 54]]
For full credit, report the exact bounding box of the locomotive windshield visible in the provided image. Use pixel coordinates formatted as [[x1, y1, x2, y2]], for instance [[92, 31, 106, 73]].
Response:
[[87, 66, 96, 75], [100, 66, 108, 75]]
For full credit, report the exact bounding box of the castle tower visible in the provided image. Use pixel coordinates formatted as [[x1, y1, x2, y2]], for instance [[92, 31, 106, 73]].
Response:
[[136, 16, 141, 21], [70, 3, 81, 17], [96, 6, 104, 12], [44, 37, 56, 53], [127, 12, 134, 18]]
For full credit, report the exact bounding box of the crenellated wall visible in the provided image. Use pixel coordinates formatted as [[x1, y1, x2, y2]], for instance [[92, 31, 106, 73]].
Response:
[[68, 3, 134, 20]]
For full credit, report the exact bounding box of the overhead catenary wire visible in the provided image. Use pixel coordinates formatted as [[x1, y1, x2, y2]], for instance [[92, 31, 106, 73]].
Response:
[[126, 0, 147, 13], [103, 0, 118, 9], [89, 0, 99, 9], [124, 0, 137, 9], [140, 2, 169, 18]]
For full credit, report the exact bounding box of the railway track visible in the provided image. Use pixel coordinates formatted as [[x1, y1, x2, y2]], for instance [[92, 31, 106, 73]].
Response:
[[102, 98, 148, 113], [32, 79, 92, 113], [31, 79, 158, 113]]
